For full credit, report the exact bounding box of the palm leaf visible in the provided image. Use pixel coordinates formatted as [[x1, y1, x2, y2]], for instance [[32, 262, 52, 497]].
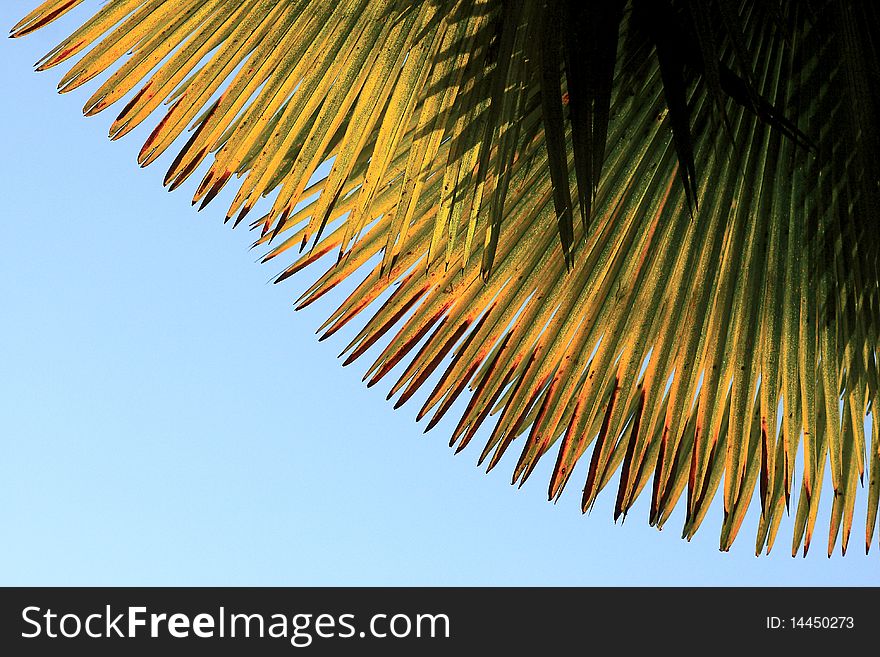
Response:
[[11, 0, 880, 555]]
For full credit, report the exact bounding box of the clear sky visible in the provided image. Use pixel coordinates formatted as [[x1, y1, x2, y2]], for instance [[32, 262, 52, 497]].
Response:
[[1, 3, 877, 586]]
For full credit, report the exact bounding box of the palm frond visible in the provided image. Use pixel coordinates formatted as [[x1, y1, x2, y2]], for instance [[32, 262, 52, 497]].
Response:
[[11, 0, 880, 555]]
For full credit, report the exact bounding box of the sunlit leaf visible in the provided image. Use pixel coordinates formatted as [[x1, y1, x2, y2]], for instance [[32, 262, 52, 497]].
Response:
[[11, 0, 879, 555]]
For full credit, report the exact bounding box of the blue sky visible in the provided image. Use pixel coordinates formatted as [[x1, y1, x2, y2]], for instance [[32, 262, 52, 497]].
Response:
[[1, 3, 877, 586]]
